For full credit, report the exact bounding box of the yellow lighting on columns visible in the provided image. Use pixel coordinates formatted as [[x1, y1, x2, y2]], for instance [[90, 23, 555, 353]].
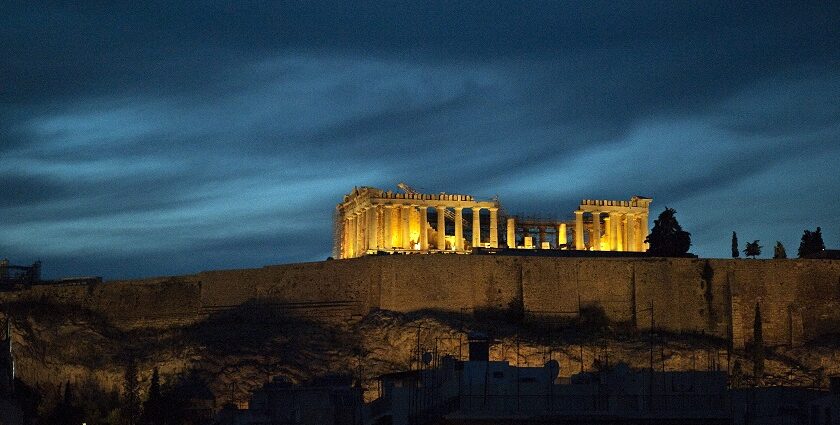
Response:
[[609, 212, 620, 251], [557, 223, 567, 248], [436, 206, 446, 250], [419, 207, 429, 250], [367, 206, 379, 252], [574, 210, 584, 250], [507, 217, 516, 249], [401, 206, 411, 249], [473, 208, 482, 248], [454, 207, 464, 250], [488, 208, 499, 248], [382, 205, 393, 250]]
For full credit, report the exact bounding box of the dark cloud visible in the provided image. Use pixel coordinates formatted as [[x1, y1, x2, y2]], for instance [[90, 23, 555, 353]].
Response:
[[1, 2, 838, 278]]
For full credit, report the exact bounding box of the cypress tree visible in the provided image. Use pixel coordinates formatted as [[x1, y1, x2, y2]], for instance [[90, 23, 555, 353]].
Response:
[[773, 241, 787, 259], [122, 359, 141, 425], [731, 232, 739, 258], [140, 367, 163, 425]]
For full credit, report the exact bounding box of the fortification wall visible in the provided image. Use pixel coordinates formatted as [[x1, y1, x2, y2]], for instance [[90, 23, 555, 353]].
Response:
[[1, 256, 838, 346], [728, 260, 840, 347], [377, 255, 519, 313], [0, 277, 202, 328]]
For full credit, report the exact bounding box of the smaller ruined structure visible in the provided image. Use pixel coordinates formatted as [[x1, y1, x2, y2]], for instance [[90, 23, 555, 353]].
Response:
[[0, 259, 41, 288], [334, 184, 652, 258]]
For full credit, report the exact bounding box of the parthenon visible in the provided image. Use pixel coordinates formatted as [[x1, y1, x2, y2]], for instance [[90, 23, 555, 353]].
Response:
[[334, 184, 652, 259]]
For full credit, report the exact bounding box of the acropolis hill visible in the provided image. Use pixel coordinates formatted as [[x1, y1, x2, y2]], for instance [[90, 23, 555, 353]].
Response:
[[0, 185, 838, 404]]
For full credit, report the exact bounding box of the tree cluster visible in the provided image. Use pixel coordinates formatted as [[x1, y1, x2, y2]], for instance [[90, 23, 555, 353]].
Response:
[[727, 226, 827, 259], [35, 363, 209, 425], [798, 227, 826, 258]]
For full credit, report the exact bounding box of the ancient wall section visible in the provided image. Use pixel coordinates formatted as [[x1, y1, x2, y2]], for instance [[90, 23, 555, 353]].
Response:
[[634, 259, 732, 337], [521, 258, 635, 322], [728, 259, 840, 347], [195, 258, 377, 319], [1, 256, 838, 346], [0, 277, 202, 329], [376, 255, 519, 314]]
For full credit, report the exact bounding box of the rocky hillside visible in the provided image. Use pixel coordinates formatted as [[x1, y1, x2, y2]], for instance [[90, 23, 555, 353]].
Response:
[[3, 297, 839, 407]]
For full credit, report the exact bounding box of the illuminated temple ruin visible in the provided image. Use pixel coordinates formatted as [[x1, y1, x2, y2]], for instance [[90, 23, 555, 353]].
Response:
[[334, 184, 652, 259]]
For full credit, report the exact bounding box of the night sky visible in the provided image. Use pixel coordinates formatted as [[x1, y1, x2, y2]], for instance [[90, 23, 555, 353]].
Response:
[[2, 2, 839, 279]]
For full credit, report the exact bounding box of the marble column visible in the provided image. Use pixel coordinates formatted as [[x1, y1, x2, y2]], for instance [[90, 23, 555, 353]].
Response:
[[489, 208, 499, 248], [419, 207, 429, 250], [640, 212, 650, 250], [436, 206, 446, 250], [401, 206, 411, 249], [367, 206, 379, 252], [382, 205, 393, 250], [390, 206, 400, 248], [557, 223, 567, 248], [626, 212, 636, 251], [574, 210, 585, 250], [454, 207, 464, 250], [615, 213, 624, 251], [355, 211, 363, 255], [345, 216, 353, 258], [506, 217, 516, 248], [591, 211, 601, 251], [473, 208, 482, 248], [603, 216, 611, 250], [609, 212, 620, 251]]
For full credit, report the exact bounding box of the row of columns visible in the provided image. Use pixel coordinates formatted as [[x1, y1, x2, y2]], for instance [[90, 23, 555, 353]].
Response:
[[574, 210, 649, 252], [505, 218, 568, 249], [342, 205, 498, 258]]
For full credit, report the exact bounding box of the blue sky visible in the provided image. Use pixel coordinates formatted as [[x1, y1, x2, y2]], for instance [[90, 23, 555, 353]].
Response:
[[2, 2, 838, 279]]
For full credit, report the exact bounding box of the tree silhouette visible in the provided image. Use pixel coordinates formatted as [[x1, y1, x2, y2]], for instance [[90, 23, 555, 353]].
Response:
[[798, 227, 826, 258], [45, 382, 85, 425], [743, 240, 762, 259], [645, 207, 691, 257], [731, 232, 740, 258], [773, 241, 787, 259], [752, 303, 764, 378], [121, 359, 141, 425], [140, 367, 163, 425]]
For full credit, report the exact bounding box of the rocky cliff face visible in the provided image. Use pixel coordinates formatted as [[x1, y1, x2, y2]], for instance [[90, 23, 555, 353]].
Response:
[[3, 297, 839, 407]]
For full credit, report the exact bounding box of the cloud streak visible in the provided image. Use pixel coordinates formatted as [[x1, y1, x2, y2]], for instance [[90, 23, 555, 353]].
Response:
[[1, 2, 838, 278]]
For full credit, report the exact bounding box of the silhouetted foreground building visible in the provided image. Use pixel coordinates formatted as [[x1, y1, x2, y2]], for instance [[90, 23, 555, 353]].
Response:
[[217, 336, 742, 425], [216, 334, 840, 424], [367, 335, 729, 425], [216, 375, 363, 425]]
